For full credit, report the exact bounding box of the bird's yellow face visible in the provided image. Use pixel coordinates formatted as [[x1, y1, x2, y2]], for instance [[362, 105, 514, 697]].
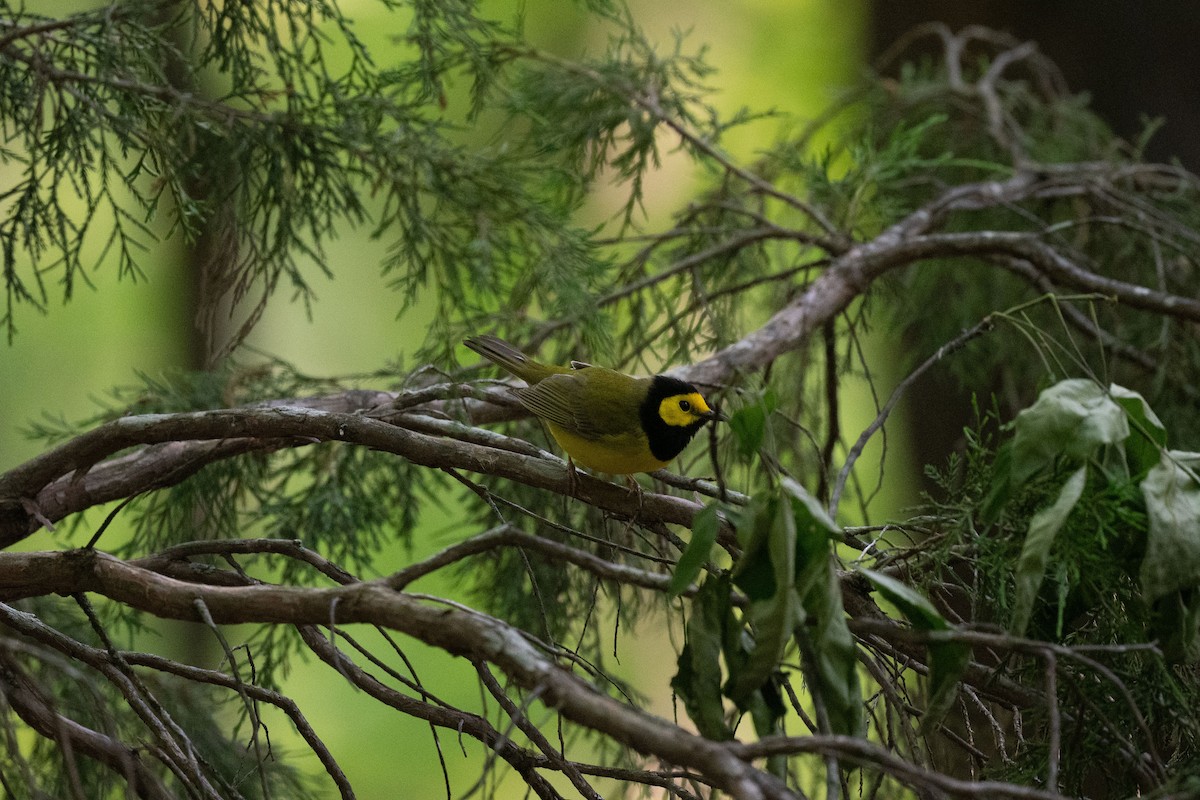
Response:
[[658, 391, 717, 428]]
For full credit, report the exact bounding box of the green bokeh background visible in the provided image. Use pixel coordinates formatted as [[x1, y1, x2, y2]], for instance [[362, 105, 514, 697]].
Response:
[[0, 1, 885, 796]]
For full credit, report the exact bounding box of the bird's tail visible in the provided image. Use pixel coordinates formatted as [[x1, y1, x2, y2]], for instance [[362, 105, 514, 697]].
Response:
[[464, 335, 545, 383]]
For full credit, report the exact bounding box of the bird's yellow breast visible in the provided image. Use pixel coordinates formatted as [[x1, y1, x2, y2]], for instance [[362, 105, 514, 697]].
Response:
[[546, 423, 668, 475]]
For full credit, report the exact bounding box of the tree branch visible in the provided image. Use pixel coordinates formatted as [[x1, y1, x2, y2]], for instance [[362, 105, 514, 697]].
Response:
[[0, 549, 793, 800], [731, 734, 1069, 800], [0, 651, 174, 800], [0, 406, 723, 548], [679, 168, 1200, 386]]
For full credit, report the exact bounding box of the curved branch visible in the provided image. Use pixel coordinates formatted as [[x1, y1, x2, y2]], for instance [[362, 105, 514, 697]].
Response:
[[0, 546, 1092, 800], [0, 549, 792, 800], [388, 524, 686, 593], [912, 231, 1200, 320], [2, 166, 1192, 549], [293, 625, 566, 800], [680, 170, 1200, 386], [732, 734, 1067, 800], [0, 406, 722, 549], [0, 652, 173, 800], [677, 173, 1042, 385]]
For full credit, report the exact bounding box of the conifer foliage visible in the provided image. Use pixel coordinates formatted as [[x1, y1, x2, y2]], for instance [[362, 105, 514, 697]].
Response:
[[2, 4, 1200, 798]]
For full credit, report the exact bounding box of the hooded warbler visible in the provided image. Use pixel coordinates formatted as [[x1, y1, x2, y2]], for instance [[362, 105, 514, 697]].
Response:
[[464, 335, 724, 474]]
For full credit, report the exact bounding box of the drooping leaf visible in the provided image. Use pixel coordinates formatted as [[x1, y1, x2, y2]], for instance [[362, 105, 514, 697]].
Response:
[[783, 478, 863, 737], [672, 575, 735, 740], [730, 404, 767, 458], [669, 501, 721, 596], [922, 639, 971, 732], [861, 569, 968, 731], [1140, 451, 1200, 605], [980, 439, 1015, 523], [1110, 384, 1168, 478], [781, 476, 842, 540], [1150, 589, 1200, 664], [860, 568, 945, 630], [726, 498, 799, 706], [802, 563, 864, 737], [988, 382, 1164, 521], [726, 480, 861, 734], [728, 389, 778, 457], [743, 675, 788, 740], [1010, 379, 1129, 484], [743, 681, 789, 778], [730, 496, 778, 602], [1011, 466, 1088, 635], [726, 594, 801, 708]]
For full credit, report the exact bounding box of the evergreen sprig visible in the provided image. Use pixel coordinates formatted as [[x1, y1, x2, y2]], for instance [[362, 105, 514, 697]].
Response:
[[5, 8, 1200, 799]]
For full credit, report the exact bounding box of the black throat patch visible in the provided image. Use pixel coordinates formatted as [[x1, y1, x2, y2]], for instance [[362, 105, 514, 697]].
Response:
[[639, 375, 707, 462]]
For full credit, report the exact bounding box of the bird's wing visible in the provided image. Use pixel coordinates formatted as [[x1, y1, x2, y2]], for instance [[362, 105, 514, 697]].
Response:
[[515, 372, 631, 440], [515, 374, 587, 430]]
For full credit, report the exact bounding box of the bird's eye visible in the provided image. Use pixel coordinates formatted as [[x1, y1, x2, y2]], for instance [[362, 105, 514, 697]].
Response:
[[679, 399, 691, 412]]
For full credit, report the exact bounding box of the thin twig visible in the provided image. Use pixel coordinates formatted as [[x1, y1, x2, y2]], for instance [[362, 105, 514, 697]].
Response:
[[1043, 649, 1059, 794], [829, 317, 995, 516]]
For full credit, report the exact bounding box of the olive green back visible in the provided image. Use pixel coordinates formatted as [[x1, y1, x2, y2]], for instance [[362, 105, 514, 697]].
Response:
[[464, 335, 653, 441], [516, 367, 652, 440]]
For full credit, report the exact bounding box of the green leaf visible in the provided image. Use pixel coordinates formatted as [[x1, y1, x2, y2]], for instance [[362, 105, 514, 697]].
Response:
[[1110, 385, 1168, 478], [729, 404, 767, 457], [669, 502, 721, 596], [728, 389, 778, 457], [726, 499, 799, 706], [743, 677, 788, 741], [1139, 451, 1200, 605], [744, 685, 789, 778], [672, 575, 735, 740], [782, 478, 862, 736], [780, 476, 842, 539], [726, 592, 801, 707], [1150, 590, 1200, 664], [860, 569, 947, 631], [980, 440, 1015, 523], [1011, 466, 1088, 636], [860, 569, 968, 731], [802, 567, 864, 737], [1010, 379, 1128, 484], [923, 639, 971, 732], [730, 496, 780, 602], [726, 480, 861, 733]]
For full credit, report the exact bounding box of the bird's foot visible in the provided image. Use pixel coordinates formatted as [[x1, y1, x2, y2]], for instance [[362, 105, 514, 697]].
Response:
[[566, 458, 580, 497], [624, 474, 645, 520]]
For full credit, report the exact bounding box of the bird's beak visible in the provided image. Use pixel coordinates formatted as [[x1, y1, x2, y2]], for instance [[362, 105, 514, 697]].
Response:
[[699, 408, 727, 423]]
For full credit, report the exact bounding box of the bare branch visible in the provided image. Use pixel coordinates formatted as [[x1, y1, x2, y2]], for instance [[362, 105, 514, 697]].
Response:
[[0, 651, 174, 800], [0, 549, 793, 800], [0, 406, 723, 548], [732, 734, 1070, 800], [679, 168, 1200, 386]]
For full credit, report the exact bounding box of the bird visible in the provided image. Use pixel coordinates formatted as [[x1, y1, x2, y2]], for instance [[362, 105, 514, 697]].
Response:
[[464, 335, 724, 477]]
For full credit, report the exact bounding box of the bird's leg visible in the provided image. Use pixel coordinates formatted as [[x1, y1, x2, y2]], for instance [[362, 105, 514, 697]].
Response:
[[624, 474, 644, 520], [566, 457, 580, 497]]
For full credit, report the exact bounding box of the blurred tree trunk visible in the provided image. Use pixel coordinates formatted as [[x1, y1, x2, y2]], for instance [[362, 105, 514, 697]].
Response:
[[154, 2, 228, 665], [870, 2, 1200, 170], [867, 13, 1200, 793], [869, 0, 1200, 489]]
